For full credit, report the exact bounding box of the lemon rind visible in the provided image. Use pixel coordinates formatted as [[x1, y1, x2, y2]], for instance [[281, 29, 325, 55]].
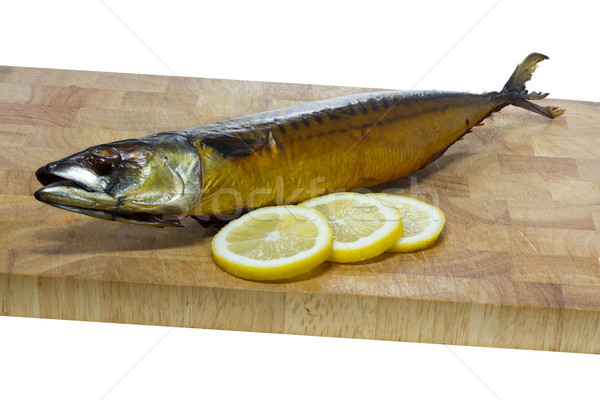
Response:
[[370, 194, 445, 253], [300, 192, 403, 263], [211, 206, 333, 280]]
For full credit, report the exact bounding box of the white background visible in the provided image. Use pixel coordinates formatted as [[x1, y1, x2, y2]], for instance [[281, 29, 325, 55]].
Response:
[[1, 1, 599, 399]]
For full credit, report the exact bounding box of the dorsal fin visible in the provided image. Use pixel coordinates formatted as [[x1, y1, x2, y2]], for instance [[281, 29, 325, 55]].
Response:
[[201, 133, 266, 157]]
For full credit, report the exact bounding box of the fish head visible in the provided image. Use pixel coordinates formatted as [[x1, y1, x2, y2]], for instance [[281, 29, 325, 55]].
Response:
[[34, 133, 201, 227]]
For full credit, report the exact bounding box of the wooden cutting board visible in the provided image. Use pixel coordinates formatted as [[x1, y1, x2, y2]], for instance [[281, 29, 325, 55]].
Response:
[[1, 66, 599, 353]]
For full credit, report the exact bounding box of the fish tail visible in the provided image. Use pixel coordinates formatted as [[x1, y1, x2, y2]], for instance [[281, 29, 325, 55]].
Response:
[[501, 53, 565, 118]]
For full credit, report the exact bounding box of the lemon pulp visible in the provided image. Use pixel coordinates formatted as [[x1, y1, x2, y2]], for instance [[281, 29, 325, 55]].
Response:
[[211, 206, 332, 280], [300, 192, 403, 262], [370, 194, 445, 252]]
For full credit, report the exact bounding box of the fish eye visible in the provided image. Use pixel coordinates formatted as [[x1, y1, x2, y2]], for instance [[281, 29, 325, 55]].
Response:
[[86, 148, 121, 176], [92, 157, 115, 175]]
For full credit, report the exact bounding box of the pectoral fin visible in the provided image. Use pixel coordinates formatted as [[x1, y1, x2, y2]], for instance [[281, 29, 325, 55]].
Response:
[[201, 133, 266, 157]]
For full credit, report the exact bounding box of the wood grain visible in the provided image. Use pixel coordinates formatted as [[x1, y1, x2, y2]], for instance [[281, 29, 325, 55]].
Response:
[[1, 66, 599, 353]]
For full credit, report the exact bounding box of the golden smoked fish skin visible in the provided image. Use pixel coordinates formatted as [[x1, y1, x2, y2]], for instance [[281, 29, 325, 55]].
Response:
[[190, 90, 505, 215], [34, 53, 564, 227]]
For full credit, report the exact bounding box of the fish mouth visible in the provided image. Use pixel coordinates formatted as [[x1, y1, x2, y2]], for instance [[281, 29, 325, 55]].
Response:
[[34, 167, 182, 228]]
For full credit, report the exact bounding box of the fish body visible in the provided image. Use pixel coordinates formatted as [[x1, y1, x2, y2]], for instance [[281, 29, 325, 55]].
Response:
[[35, 53, 564, 227], [188, 90, 502, 216]]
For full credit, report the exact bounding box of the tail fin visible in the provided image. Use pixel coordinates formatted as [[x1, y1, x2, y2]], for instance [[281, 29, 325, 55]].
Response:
[[502, 53, 565, 119]]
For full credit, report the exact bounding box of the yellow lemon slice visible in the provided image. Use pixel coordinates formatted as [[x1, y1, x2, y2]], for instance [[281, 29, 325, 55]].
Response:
[[370, 194, 445, 252], [300, 192, 403, 263], [211, 206, 333, 281]]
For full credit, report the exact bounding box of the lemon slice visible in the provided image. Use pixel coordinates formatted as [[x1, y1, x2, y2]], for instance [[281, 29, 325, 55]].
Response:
[[211, 206, 333, 280], [370, 194, 445, 252], [300, 192, 403, 263]]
